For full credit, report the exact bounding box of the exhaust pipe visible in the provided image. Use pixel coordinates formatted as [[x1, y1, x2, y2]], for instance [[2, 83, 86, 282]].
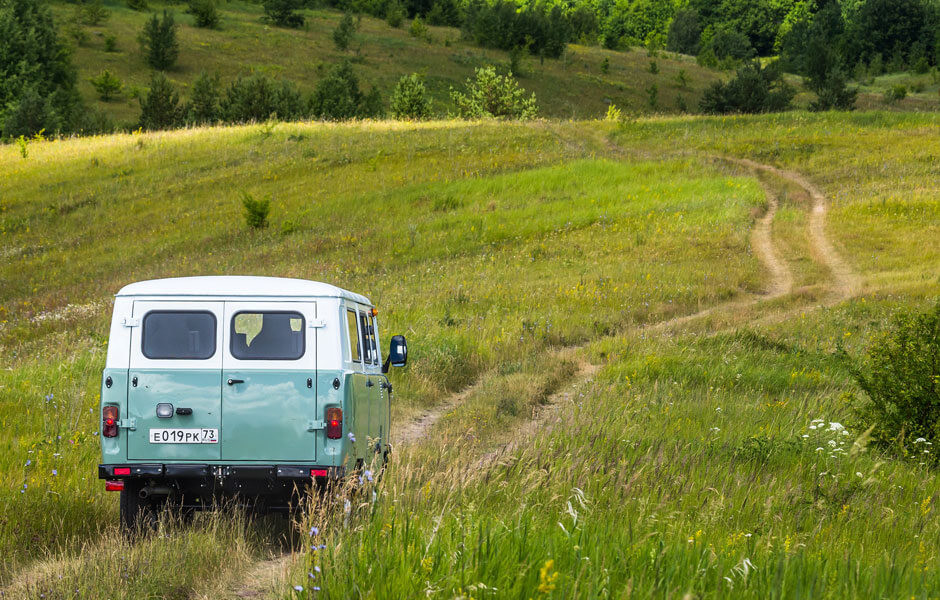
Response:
[[139, 485, 173, 499]]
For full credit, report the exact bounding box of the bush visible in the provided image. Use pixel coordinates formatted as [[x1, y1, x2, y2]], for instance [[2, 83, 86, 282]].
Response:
[[310, 61, 383, 120], [390, 73, 432, 120], [127, 0, 148, 11], [409, 16, 428, 41], [600, 56, 609, 74], [699, 27, 754, 68], [883, 84, 907, 104], [648, 60, 658, 74], [263, 0, 304, 28], [805, 36, 857, 111], [138, 72, 182, 130], [451, 66, 538, 120], [666, 8, 700, 55], [139, 10, 179, 70], [90, 70, 122, 100], [848, 303, 940, 457], [103, 33, 118, 52], [185, 71, 221, 124], [333, 12, 356, 51], [80, 0, 110, 25], [699, 60, 795, 114], [220, 74, 305, 123], [188, 0, 220, 29], [241, 193, 270, 229], [385, 0, 403, 28]]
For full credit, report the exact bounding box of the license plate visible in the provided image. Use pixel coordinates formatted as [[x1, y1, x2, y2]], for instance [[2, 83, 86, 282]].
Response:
[[149, 428, 218, 444]]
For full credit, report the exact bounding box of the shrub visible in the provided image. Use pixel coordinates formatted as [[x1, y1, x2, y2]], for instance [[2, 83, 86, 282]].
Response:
[[65, 23, 88, 46], [666, 8, 700, 55], [80, 0, 110, 25], [185, 71, 221, 124], [648, 60, 658, 74], [138, 72, 182, 130], [104, 33, 118, 52], [604, 103, 621, 121], [220, 74, 305, 123], [385, 0, 403, 28], [451, 66, 538, 120], [390, 73, 432, 120], [409, 16, 428, 41], [805, 36, 857, 111], [645, 82, 657, 109], [127, 0, 148, 10], [600, 56, 609, 74], [699, 60, 795, 114], [188, 0, 220, 28], [139, 10, 179, 70], [310, 61, 383, 120], [263, 0, 304, 28], [699, 27, 754, 67], [241, 193, 270, 229], [90, 70, 122, 100], [847, 303, 940, 457], [333, 12, 356, 51], [675, 69, 688, 89], [883, 84, 907, 104]]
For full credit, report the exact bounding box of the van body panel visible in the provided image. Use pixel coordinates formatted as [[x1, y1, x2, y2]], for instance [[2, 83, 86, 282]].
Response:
[[221, 370, 316, 461], [100, 368, 128, 461], [126, 369, 223, 461]]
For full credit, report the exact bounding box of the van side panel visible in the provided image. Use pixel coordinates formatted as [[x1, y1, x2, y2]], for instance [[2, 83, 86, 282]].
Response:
[[100, 368, 128, 462], [316, 370, 347, 466]]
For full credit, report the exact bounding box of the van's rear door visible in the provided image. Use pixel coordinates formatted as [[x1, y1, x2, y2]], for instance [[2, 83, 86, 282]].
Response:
[[127, 301, 223, 461], [221, 302, 317, 461]]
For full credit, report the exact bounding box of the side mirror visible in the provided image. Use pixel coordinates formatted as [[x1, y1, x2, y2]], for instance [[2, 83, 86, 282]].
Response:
[[382, 335, 407, 373]]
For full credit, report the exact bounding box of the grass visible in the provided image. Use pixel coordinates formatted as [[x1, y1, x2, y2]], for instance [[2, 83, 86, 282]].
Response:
[[0, 111, 938, 597]]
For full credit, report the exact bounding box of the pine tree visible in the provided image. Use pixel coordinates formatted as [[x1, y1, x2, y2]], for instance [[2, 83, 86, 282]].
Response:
[[139, 10, 179, 70], [332, 12, 356, 51], [185, 71, 221, 124], [139, 72, 181, 130]]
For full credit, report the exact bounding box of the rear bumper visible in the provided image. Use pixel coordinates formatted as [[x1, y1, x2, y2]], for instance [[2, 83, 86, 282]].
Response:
[[98, 463, 344, 481]]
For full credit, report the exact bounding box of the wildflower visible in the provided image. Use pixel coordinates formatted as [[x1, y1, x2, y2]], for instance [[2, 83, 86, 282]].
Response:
[[309, 526, 319, 537], [828, 440, 837, 447], [347, 432, 356, 443], [537, 559, 558, 595], [25, 460, 31, 467], [308, 572, 316, 579], [52, 470, 57, 476], [293, 585, 304, 592], [314, 566, 321, 573], [365, 470, 373, 482], [802, 434, 809, 438], [914, 438, 927, 444], [828, 422, 845, 432]]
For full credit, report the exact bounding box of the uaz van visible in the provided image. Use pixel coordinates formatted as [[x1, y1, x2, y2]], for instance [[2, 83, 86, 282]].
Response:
[[97, 276, 407, 529]]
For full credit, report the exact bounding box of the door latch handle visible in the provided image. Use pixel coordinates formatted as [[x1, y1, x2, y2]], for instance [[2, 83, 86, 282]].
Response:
[[132, 376, 138, 388], [366, 380, 375, 387], [227, 378, 244, 385], [175, 407, 193, 416]]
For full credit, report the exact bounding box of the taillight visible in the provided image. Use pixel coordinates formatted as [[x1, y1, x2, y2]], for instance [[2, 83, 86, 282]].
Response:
[[311, 468, 328, 477], [102, 406, 119, 437], [113, 467, 131, 476], [326, 407, 342, 439], [105, 480, 124, 492]]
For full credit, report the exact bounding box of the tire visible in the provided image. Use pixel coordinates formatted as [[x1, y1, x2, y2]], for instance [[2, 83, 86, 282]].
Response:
[[119, 481, 157, 534]]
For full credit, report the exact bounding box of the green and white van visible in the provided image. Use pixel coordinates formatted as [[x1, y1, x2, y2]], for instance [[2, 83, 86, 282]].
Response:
[[97, 276, 407, 529]]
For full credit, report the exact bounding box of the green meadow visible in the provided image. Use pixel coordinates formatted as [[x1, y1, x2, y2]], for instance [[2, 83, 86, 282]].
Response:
[[0, 111, 938, 598]]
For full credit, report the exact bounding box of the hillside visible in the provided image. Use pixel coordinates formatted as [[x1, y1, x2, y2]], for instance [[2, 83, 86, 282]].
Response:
[[52, 0, 722, 125], [1, 112, 939, 597]]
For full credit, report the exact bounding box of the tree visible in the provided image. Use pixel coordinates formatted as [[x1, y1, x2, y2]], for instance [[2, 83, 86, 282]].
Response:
[[450, 66, 538, 120], [139, 10, 179, 70], [185, 70, 221, 124], [332, 12, 356, 51], [90, 69, 123, 100], [843, 0, 931, 69], [666, 8, 701, 55], [0, 0, 82, 137], [310, 61, 383, 120], [220, 74, 305, 123], [390, 73, 432, 120], [263, 0, 303, 28], [699, 60, 795, 114], [138, 72, 181, 130], [805, 35, 857, 110]]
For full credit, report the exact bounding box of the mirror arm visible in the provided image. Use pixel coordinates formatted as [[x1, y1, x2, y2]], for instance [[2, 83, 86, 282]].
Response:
[[382, 357, 390, 374]]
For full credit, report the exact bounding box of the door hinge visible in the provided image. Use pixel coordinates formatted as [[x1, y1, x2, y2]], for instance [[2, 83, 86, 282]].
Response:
[[117, 418, 137, 431], [308, 319, 326, 328], [122, 317, 140, 328], [307, 419, 325, 431]]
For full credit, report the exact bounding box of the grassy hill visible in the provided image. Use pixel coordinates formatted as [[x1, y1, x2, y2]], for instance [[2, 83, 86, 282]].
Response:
[[53, 0, 723, 125], [1, 112, 939, 597]]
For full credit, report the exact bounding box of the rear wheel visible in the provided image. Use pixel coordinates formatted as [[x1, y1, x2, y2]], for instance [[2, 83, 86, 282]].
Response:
[[119, 481, 158, 533]]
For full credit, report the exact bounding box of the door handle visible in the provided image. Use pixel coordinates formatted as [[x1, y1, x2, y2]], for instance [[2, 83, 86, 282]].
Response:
[[227, 378, 244, 385], [175, 407, 193, 416], [366, 380, 375, 387]]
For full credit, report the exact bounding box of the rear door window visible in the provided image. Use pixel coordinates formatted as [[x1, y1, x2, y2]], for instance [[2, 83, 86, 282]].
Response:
[[142, 311, 217, 360], [360, 311, 378, 366], [346, 309, 361, 362], [231, 312, 305, 360]]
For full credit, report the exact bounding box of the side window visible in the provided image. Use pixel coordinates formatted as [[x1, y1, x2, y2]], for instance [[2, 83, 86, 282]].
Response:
[[231, 312, 304, 360], [359, 312, 373, 364], [369, 314, 379, 365], [142, 311, 216, 360], [346, 309, 361, 362]]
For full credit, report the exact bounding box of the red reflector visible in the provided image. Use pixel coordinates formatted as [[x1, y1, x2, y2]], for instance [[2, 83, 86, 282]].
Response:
[[102, 405, 119, 438], [311, 469, 328, 477], [326, 407, 342, 440], [105, 418, 115, 426], [113, 467, 131, 476], [105, 480, 124, 491]]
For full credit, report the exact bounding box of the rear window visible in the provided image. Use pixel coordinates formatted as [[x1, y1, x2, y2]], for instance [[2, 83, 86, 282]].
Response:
[[231, 312, 305, 360], [142, 311, 217, 360], [346, 309, 361, 362]]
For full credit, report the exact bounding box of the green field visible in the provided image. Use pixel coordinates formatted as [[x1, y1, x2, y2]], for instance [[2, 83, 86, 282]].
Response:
[[0, 111, 938, 598]]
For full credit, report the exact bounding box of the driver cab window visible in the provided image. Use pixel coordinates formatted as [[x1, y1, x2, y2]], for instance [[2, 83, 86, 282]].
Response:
[[346, 309, 361, 362]]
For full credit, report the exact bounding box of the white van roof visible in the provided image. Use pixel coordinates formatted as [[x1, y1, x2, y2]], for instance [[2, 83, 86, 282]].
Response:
[[116, 276, 372, 305]]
